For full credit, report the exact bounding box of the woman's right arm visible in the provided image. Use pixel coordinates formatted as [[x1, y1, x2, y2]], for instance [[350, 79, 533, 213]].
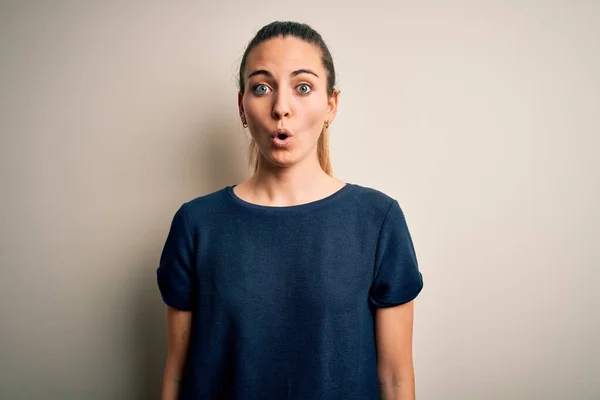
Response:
[[161, 305, 192, 400]]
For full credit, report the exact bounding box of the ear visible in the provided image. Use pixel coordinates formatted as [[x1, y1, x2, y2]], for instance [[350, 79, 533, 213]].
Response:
[[326, 88, 339, 125], [238, 91, 244, 120]]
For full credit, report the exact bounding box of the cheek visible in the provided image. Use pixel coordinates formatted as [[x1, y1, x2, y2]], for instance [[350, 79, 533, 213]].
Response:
[[242, 98, 260, 120], [243, 94, 327, 132], [300, 101, 327, 131]]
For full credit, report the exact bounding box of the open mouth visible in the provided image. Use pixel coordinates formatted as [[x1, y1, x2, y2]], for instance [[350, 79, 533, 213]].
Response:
[[272, 131, 293, 147]]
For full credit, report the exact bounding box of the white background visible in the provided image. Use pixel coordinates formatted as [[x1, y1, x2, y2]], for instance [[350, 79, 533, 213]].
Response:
[[1, 1, 598, 398]]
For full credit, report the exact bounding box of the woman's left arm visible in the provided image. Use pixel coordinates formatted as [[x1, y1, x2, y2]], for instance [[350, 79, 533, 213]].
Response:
[[375, 300, 416, 400]]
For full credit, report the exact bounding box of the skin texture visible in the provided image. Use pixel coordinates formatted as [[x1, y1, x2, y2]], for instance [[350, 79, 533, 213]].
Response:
[[376, 301, 417, 399], [161, 306, 192, 400], [235, 36, 344, 206], [161, 35, 417, 400]]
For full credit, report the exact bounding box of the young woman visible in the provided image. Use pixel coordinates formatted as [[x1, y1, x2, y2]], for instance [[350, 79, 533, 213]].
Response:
[[157, 21, 424, 400]]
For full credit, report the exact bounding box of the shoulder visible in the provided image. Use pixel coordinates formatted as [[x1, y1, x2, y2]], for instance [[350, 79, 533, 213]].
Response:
[[171, 186, 231, 228], [184, 186, 230, 209], [347, 182, 399, 217]]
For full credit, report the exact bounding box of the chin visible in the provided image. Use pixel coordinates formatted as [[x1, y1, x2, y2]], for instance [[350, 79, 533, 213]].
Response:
[[266, 155, 298, 169], [256, 138, 318, 169], [256, 148, 297, 168]]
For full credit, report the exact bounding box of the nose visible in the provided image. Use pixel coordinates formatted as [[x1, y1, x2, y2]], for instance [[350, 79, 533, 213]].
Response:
[[271, 90, 291, 120]]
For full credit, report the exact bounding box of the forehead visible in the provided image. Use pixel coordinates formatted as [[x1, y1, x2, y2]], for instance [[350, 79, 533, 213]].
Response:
[[245, 36, 324, 78]]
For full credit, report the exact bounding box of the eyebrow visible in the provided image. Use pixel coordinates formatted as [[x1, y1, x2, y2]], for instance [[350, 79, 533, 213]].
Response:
[[247, 68, 319, 80]]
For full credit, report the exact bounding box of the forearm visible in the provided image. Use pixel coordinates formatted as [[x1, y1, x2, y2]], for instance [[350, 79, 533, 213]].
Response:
[[162, 306, 192, 400], [161, 364, 183, 400]]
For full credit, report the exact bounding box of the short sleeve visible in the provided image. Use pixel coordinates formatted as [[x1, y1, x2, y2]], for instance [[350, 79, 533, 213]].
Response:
[[369, 200, 423, 307], [156, 203, 196, 311]]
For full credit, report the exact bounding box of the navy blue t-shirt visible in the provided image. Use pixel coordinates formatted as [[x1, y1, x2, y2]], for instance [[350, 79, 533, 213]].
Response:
[[157, 183, 423, 399]]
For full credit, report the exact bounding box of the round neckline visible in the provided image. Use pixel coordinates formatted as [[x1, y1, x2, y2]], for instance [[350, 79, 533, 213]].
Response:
[[226, 183, 354, 212]]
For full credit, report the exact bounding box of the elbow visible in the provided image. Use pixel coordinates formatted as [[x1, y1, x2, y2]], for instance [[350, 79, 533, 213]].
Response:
[[377, 361, 415, 387], [378, 365, 416, 400]]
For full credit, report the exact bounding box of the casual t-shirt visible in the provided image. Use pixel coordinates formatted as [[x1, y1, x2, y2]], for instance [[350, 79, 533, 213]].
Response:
[[156, 183, 424, 399]]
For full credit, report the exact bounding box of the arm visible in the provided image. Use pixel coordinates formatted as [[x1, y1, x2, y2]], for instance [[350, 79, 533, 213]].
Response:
[[161, 305, 192, 400], [375, 300, 416, 400]]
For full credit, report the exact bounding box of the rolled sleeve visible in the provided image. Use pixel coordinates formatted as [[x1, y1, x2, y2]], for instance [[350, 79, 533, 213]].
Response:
[[156, 203, 196, 311], [369, 200, 423, 307]]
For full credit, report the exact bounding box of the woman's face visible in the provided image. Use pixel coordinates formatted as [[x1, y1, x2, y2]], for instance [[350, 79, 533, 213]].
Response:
[[239, 36, 338, 169]]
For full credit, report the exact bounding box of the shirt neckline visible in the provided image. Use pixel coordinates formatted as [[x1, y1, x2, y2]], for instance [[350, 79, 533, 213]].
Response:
[[226, 183, 354, 212]]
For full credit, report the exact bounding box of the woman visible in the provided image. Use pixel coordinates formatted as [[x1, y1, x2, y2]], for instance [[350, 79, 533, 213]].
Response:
[[157, 21, 424, 400]]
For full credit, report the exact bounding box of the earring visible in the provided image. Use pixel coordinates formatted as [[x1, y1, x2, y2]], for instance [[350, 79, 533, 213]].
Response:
[[242, 118, 248, 128], [324, 121, 330, 129]]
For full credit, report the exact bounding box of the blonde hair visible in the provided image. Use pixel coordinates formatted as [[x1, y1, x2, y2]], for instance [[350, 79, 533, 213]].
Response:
[[247, 125, 333, 176]]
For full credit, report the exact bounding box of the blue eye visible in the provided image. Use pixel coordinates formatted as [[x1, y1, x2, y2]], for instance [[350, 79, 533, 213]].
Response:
[[253, 84, 270, 95], [297, 84, 312, 94]]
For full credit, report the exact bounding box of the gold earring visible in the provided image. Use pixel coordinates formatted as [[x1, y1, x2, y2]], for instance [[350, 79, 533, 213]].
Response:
[[324, 121, 330, 129], [242, 118, 248, 128]]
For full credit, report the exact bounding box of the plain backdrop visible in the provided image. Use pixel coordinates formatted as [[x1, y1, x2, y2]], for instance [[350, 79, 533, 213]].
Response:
[[1, 1, 598, 399]]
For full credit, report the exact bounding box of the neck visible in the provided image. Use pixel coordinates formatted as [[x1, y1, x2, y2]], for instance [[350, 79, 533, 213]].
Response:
[[247, 154, 336, 207]]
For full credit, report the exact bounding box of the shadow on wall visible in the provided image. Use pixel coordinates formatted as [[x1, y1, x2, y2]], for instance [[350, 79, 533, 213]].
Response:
[[135, 118, 249, 400]]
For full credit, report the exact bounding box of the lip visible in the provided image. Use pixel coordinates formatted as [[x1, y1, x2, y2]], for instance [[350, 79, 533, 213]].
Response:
[[271, 128, 294, 139], [271, 129, 293, 148]]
